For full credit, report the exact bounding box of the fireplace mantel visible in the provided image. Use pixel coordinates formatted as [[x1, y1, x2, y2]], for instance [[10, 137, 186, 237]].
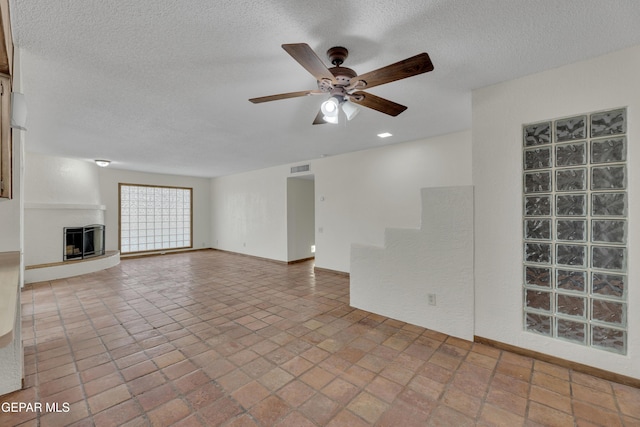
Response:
[[25, 202, 106, 210]]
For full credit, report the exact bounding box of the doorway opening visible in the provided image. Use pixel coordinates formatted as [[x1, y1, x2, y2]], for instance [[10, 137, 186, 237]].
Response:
[[286, 175, 315, 263]]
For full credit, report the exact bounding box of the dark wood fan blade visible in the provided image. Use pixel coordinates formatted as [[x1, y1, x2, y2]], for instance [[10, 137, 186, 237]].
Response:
[[282, 43, 337, 83], [249, 90, 320, 104], [351, 52, 433, 90], [350, 91, 407, 116], [312, 109, 327, 125]]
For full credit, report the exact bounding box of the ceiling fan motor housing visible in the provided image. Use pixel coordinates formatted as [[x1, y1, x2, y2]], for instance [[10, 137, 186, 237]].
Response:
[[327, 46, 348, 66], [315, 47, 357, 92], [318, 67, 356, 90]]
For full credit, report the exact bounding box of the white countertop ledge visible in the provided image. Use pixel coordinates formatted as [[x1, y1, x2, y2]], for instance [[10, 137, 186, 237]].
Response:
[[0, 251, 20, 348]]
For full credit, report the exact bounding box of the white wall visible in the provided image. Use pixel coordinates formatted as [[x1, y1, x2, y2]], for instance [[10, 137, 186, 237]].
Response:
[[211, 165, 289, 262], [24, 152, 104, 265], [25, 152, 102, 205], [314, 130, 472, 272], [210, 130, 472, 272], [287, 177, 315, 262], [23, 155, 212, 263], [473, 45, 640, 378], [97, 168, 212, 254]]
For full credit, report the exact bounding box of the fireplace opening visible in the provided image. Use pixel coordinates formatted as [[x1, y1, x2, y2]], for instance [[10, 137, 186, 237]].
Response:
[[64, 224, 105, 261]]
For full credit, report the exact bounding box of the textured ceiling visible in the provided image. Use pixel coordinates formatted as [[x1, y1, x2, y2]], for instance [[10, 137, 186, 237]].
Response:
[[9, 1, 640, 178]]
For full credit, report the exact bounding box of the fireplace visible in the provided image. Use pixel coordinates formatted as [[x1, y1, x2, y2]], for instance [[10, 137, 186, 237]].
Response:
[[63, 224, 105, 261]]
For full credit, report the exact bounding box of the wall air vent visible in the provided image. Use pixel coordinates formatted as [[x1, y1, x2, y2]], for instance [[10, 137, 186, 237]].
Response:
[[290, 164, 310, 174]]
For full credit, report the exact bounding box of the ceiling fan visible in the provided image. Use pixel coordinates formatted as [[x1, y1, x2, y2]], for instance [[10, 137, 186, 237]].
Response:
[[249, 43, 434, 125]]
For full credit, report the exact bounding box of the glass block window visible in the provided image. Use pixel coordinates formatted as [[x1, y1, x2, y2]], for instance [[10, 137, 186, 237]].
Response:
[[119, 184, 192, 254], [522, 108, 628, 354]]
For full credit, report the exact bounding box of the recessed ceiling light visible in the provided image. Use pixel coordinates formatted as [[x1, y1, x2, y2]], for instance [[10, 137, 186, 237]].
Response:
[[377, 132, 393, 138]]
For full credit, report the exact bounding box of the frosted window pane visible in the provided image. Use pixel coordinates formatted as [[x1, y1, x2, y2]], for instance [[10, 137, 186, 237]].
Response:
[[120, 184, 192, 254], [592, 273, 625, 298], [522, 108, 628, 354], [523, 122, 551, 146], [525, 312, 552, 336], [592, 299, 625, 326], [592, 326, 625, 354], [557, 319, 586, 344]]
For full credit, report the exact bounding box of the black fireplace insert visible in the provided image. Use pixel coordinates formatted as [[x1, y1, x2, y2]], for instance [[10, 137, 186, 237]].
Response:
[[63, 224, 105, 261]]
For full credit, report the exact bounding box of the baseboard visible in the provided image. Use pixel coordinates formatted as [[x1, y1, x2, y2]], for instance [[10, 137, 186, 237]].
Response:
[[288, 257, 315, 265], [123, 248, 319, 268], [121, 247, 210, 260], [474, 336, 640, 388], [208, 248, 288, 265], [313, 266, 350, 277]]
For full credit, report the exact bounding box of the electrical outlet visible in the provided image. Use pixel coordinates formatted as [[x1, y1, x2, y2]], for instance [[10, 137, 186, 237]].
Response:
[[428, 293, 436, 306]]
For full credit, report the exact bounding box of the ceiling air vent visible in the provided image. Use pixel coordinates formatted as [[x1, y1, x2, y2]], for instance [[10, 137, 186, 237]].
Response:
[[291, 164, 310, 174]]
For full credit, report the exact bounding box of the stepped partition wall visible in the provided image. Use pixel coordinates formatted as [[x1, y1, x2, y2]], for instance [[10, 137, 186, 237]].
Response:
[[350, 186, 474, 341]]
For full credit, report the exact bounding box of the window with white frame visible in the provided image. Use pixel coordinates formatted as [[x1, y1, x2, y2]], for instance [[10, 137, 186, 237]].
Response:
[[119, 183, 192, 254]]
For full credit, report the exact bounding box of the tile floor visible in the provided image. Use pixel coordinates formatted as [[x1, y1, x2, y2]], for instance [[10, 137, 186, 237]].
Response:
[[2, 250, 640, 426]]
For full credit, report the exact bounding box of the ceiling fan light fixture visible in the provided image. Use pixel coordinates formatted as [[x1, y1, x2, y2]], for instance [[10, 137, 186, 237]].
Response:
[[321, 96, 341, 116], [321, 95, 343, 124], [322, 114, 339, 124], [342, 101, 359, 121]]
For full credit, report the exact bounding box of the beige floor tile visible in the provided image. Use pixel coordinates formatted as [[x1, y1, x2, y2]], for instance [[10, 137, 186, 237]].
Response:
[[12, 250, 636, 426]]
